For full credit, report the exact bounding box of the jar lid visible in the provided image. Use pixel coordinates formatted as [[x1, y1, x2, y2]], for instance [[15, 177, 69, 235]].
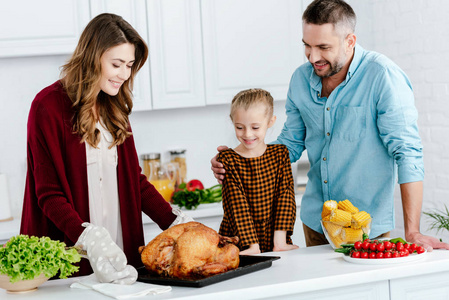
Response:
[[169, 149, 186, 155], [141, 153, 161, 160]]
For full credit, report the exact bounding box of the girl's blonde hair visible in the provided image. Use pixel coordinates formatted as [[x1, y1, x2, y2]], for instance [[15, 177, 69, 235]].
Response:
[[61, 13, 148, 148], [230, 88, 274, 121]]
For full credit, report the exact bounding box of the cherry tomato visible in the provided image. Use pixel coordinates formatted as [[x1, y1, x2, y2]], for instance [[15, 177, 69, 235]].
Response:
[[376, 252, 384, 259], [376, 243, 385, 252], [410, 243, 418, 252], [417, 246, 425, 254], [362, 241, 370, 250], [401, 250, 410, 257], [404, 243, 410, 251], [361, 252, 369, 259], [369, 243, 377, 251], [364, 238, 371, 243], [396, 242, 404, 251], [351, 251, 361, 258], [354, 241, 362, 250], [383, 241, 392, 250], [384, 252, 392, 259], [391, 243, 396, 250], [392, 251, 400, 258], [369, 252, 377, 259]]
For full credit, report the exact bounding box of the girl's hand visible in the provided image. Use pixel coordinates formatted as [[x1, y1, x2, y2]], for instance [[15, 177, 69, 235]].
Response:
[[273, 230, 299, 252], [273, 244, 299, 252], [240, 243, 261, 255]]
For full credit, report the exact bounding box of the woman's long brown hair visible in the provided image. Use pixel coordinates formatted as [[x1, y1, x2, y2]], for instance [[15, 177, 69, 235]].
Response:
[[61, 13, 148, 148]]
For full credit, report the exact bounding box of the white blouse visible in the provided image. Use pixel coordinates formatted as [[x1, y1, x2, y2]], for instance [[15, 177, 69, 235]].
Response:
[[85, 121, 123, 249]]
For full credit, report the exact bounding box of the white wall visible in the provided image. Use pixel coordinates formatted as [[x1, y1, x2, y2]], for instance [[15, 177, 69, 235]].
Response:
[[348, 0, 449, 242], [1, 1, 448, 242]]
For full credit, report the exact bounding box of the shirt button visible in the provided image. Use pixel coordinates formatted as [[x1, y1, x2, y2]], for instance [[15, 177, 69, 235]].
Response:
[[318, 93, 321, 97], [323, 157, 327, 161], [324, 180, 328, 184], [326, 132, 330, 136], [326, 107, 330, 111]]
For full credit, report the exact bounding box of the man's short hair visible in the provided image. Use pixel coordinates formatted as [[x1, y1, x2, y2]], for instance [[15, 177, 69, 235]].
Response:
[[302, 0, 356, 36]]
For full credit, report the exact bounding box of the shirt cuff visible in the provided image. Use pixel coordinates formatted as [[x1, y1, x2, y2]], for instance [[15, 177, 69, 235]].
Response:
[[397, 163, 424, 184]]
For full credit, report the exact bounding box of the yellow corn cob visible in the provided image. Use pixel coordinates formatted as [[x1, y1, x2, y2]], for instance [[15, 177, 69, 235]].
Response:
[[321, 200, 338, 219], [322, 214, 330, 221], [337, 199, 359, 214], [330, 209, 352, 226], [330, 235, 344, 248], [352, 211, 371, 229], [323, 221, 342, 237], [341, 227, 363, 243]]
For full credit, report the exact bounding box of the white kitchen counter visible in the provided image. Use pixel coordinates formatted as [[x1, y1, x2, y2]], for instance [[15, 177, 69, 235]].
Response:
[[1, 245, 449, 300]]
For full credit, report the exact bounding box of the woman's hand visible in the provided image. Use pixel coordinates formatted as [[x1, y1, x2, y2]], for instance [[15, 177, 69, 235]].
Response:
[[76, 223, 137, 284], [211, 145, 229, 184], [240, 243, 261, 255]]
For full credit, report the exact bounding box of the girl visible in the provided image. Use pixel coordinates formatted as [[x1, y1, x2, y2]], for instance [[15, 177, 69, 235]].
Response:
[[20, 13, 192, 284], [218, 88, 298, 255]]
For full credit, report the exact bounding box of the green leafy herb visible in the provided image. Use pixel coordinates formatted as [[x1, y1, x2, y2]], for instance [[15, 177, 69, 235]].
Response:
[[424, 205, 449, 234], [172, 184, 222, 210], [0, 235, 81, 283]]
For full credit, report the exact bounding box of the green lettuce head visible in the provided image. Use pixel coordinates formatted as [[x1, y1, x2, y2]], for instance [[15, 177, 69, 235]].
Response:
[[0, 235, 81, 283]]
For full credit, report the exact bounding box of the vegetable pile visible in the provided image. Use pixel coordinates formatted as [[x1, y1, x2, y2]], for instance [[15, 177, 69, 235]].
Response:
[[335, 234, 426, 259], [0, 235, 81, 283], [172, 180, 222, 210]]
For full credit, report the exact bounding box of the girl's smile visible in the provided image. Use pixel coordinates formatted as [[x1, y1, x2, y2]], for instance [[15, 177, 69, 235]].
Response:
[[232, 102, 276, 158]]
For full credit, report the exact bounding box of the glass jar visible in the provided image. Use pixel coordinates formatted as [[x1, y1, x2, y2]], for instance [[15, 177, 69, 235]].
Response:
[[141, 153, 161, 181], [170, 149, 187, 184]]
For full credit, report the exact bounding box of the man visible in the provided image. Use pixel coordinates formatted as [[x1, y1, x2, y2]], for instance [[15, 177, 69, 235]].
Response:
[[211, 0, 449, 251]]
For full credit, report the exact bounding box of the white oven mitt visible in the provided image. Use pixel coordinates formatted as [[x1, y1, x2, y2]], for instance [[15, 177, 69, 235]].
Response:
[[169, 207, 194, 227], [76, 222, 137, 284]]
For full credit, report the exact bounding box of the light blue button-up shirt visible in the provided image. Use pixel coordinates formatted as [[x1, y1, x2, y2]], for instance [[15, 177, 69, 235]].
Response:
[[275, 44, 424, 238]]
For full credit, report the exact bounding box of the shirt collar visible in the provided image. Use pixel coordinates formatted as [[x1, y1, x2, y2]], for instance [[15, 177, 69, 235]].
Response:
[[346, 43, 363, 82], [309, 43, 365, 91]]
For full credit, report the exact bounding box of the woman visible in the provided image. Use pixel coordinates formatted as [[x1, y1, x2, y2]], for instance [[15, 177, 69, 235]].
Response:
[[20, 13, 191, 284]]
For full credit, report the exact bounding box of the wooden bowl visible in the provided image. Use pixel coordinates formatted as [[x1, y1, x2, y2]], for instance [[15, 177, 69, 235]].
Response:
[[0, 273, 49, 293]]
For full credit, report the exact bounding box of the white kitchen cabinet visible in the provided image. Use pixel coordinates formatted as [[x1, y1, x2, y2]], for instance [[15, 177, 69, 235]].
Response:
[[147, 0, 206, 110], [4, 0, 305, 110], [90, 0, 153, 111], [0, 0, 90, 58], [147, 0, 305, 109], [390, 271, 449, 300], [265, 281, 390, 300], [201, 0, 304, 105]]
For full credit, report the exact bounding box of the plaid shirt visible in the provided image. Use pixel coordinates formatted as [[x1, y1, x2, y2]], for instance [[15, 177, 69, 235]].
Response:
[[218, 144, 296, 252]]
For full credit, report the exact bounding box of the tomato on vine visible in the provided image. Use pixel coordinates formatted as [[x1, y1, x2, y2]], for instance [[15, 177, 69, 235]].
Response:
[[376, 243, 385, 252], [417, 246, 425, 254], [351, 251, 361, 258]]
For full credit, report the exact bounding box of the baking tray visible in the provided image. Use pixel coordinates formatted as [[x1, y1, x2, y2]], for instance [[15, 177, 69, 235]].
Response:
[[137, 255, 280, 288]]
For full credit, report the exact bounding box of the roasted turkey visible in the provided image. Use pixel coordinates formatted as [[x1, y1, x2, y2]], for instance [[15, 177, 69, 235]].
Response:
[[139, 222, 240, 278]]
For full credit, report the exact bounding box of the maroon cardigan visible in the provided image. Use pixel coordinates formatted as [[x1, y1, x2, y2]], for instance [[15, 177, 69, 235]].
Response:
[[20, 81, 176, 276]]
